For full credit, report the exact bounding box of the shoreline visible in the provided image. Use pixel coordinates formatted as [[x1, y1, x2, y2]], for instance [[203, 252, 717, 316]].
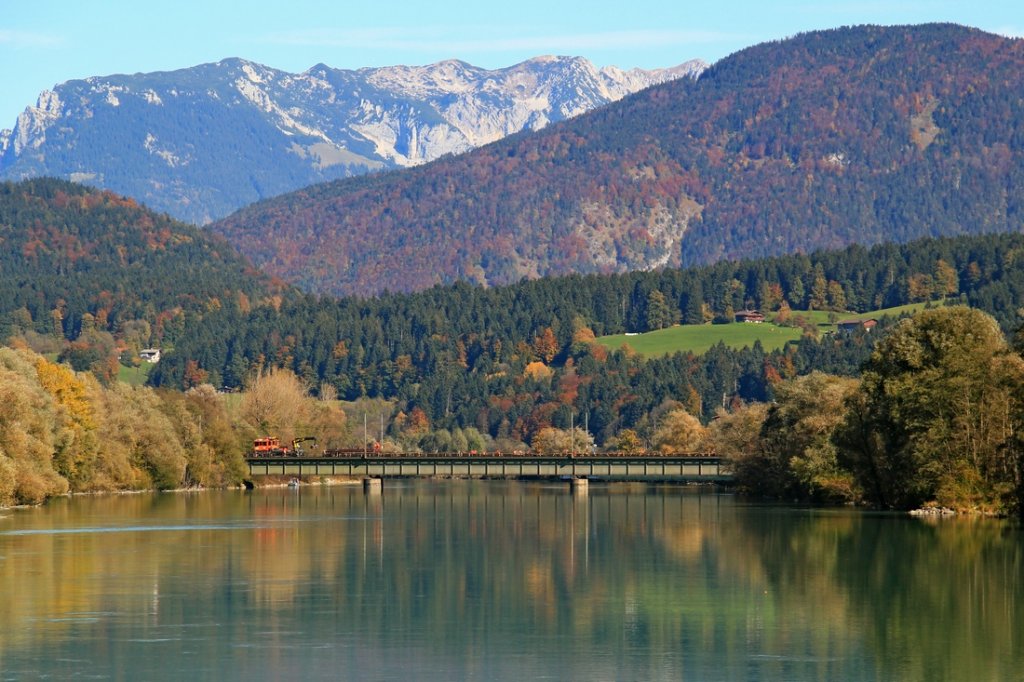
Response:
[[1, 481, 1015, 518], [0, 475, 365, 511]]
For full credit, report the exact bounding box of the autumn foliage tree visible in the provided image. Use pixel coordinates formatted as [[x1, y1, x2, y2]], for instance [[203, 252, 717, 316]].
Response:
[[34, 357, 97, 487], [531, 426, 594, 455], [612, 429, 645, 454], [59, 330, 119, 384], [0, 349, 71, 504], [759, 372, 859, 502], [240, 367, 310, 446], [652, 408, 708, 453], [533, 327, 559, 364], [835, 307, 1024, 511], [1, 347, 253, 505]]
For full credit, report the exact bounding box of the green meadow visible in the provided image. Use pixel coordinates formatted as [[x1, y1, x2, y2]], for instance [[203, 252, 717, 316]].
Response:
[[596, 302, 934, 358], [118, 360, 154, 386], [598, 322, 801, 356]]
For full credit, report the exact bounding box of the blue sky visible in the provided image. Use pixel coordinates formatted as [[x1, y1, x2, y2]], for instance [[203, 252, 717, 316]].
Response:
[[2, 1, 1022, 129]]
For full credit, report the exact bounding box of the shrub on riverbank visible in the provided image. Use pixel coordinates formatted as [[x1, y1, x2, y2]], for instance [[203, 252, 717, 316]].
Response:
[[0, 348, 355, 507], [721, 373, 858, 503], [0, 348, 72, 504], [721, 308, 1024, 515], [0, 347, 250, 505]]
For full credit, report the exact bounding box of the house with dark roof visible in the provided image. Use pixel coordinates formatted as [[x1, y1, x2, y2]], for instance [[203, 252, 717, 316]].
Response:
[[735, 309, 765, 323], [837, 318, 877, 332]]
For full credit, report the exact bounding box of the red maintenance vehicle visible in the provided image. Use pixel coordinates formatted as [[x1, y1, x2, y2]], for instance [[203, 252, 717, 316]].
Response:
[[250, 436, 318, 457]]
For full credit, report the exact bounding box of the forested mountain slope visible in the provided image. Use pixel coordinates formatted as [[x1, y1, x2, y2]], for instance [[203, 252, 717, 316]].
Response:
[[0, 57, 703, 224], [212, 24, 1024, 296], [0, 178, 280, 348], [151, 229, 1024, 447]]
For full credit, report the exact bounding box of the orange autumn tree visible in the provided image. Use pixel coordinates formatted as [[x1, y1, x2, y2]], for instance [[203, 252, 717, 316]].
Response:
[[532, 327, 558, 364]]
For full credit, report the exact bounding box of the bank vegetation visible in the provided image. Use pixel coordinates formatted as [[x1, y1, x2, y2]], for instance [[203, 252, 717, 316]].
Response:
[[0, 349, 346, 506], [2, 308, 1023, 516]]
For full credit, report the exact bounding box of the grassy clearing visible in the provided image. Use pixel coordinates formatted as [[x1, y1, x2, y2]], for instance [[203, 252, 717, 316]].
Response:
[[596, 301, 939, 358], [770, 301, 931, 329], [597, 323, 801, 357], [839, 301, 933, 320], [118, 362, 153, 386]]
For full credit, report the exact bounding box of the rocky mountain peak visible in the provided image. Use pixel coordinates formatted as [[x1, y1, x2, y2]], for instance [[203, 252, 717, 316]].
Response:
[[0, 55, 703, 224], [11, 89, 63, 156]]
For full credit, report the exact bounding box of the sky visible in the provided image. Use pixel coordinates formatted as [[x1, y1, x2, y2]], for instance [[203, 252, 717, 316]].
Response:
[[2, 0, 1022, 130]]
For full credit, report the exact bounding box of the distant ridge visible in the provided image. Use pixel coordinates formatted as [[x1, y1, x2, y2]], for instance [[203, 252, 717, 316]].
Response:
[[210, 23, 1024, 296], [0, 177, 278, 345], [0, 56, 705, 224]]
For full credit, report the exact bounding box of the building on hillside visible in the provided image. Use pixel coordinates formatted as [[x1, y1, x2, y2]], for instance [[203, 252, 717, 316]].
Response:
[[139, 348, 161, 363], [735, 309, 765, 323], [837, 318, 877, 332]]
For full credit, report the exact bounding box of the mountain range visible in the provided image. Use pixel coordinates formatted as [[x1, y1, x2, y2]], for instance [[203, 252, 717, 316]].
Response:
[[210, 23, 1024, 297], [0, 56, 704, 224]]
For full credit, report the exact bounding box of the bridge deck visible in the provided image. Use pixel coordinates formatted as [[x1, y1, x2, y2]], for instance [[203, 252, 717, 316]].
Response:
[[245, 454, 731, 482]]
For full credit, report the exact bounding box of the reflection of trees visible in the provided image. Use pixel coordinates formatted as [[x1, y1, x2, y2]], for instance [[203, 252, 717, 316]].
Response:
[[832, 517, 1024, 682], [0, 486, 1021, 680], [720, 508, 1024, 682]]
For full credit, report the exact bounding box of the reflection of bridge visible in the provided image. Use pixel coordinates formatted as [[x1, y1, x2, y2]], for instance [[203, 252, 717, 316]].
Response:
[[245, 453, 731, 483]]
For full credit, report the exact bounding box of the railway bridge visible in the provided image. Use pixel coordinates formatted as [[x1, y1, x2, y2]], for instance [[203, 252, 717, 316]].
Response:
[[245, 452, 732, 484]]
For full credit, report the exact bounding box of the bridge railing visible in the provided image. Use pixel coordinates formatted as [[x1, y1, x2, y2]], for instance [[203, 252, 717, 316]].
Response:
[[245, 451, 732, 482]]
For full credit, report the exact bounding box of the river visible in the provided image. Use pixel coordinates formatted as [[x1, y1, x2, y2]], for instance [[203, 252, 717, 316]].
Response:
[[0, 481, 1021, 681]]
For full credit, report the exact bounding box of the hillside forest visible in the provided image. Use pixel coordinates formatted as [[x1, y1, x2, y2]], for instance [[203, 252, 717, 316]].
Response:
[[213, 24, 1024, 297], [3, 179, 1024, 513]]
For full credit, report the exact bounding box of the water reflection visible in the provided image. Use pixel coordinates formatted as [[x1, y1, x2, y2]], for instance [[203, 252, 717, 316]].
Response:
[[0, 482, 1021, 681]]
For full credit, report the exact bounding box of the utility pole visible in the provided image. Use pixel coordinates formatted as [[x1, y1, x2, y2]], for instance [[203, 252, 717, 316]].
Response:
[[570, 411, 574, 457]]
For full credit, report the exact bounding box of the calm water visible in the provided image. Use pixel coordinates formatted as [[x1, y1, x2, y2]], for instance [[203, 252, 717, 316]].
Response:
[[0, 482, 1021, 681]]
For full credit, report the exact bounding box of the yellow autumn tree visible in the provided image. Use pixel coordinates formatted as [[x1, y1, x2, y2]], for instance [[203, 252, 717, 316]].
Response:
[[240, 366, 311, 446], [524, 361, 554, 381], [531, 426, 594, 455], [306, 399, 348, 449], [613, 429, 645, 454], [653, 408, 708, 453], [159, 385, 246, 487], [934, 259, 959, 297], [96, 382, 187, 490], [35, 356, 98, 486], [0, 348, 70, 504]]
